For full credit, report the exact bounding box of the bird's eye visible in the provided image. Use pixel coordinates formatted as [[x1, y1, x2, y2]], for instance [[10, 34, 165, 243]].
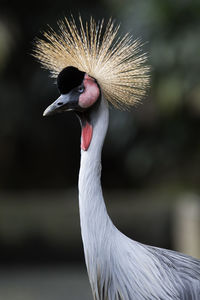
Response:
[[78, 86, 84, 93]]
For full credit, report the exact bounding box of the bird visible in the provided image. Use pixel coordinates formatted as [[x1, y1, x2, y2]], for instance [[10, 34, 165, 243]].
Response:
[[34, 16, 200, 300]]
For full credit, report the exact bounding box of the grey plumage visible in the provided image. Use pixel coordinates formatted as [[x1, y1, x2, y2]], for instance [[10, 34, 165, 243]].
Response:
[[77, 97, 200, 300], [36, 16, 200, 300], [147, 245, 200, 299]]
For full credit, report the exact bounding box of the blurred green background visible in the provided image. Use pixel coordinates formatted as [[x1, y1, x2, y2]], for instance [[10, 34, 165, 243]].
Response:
[[0, 0, 200, 299]]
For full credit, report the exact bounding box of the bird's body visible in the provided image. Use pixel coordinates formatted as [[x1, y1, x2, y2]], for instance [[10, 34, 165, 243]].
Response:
[[34, 16, 200, 300], [78, 96, 200, 299]]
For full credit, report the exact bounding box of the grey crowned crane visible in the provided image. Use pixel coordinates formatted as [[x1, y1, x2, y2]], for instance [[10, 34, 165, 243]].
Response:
[[34, 16, 200, 300]]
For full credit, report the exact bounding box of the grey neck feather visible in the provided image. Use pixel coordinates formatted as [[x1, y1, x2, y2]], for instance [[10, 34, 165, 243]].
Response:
[[77, 96, 200, 300], [78, 96, 111, 246], [78, 96, 114, 295]]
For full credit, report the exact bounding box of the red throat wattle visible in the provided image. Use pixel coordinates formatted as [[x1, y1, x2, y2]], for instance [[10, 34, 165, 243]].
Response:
[[81, 121, 93, 151]]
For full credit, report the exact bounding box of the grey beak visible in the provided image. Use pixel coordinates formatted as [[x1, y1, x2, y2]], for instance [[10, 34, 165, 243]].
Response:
[[43, 94, 73, 117]]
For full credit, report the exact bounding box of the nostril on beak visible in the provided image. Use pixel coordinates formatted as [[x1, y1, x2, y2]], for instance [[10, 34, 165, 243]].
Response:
[[57, 102, 63, 106]]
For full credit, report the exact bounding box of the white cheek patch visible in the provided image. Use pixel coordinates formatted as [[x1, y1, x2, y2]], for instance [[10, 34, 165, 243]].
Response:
[[79, 78, 100, 108]]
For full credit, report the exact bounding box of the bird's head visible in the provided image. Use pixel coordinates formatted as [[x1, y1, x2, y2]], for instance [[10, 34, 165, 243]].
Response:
[[43, 66, 100, 151], [43, 66, 100, 116], [34, 16, 150, 150]]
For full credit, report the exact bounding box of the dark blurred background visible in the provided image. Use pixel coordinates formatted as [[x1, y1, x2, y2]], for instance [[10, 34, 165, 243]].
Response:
[[0, 0, 200, 299]]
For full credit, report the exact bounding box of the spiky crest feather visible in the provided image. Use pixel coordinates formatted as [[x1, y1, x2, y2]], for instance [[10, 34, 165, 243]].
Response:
[[33, 16, 150, 109]]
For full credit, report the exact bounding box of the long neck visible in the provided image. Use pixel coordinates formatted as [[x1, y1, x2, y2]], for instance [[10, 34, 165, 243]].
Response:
[[78, 96, 112, 266]]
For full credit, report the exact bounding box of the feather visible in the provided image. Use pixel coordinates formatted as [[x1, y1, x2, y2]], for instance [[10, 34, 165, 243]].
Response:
[[33, 16, 150, 109]]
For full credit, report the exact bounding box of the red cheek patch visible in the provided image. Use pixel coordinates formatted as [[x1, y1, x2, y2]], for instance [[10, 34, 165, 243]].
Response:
[[79, 77, 100, 108], [81, 121, 93, 151]]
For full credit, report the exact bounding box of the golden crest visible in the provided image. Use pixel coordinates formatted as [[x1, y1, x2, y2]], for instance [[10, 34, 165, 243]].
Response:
[[33, 16, 150, 109]]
